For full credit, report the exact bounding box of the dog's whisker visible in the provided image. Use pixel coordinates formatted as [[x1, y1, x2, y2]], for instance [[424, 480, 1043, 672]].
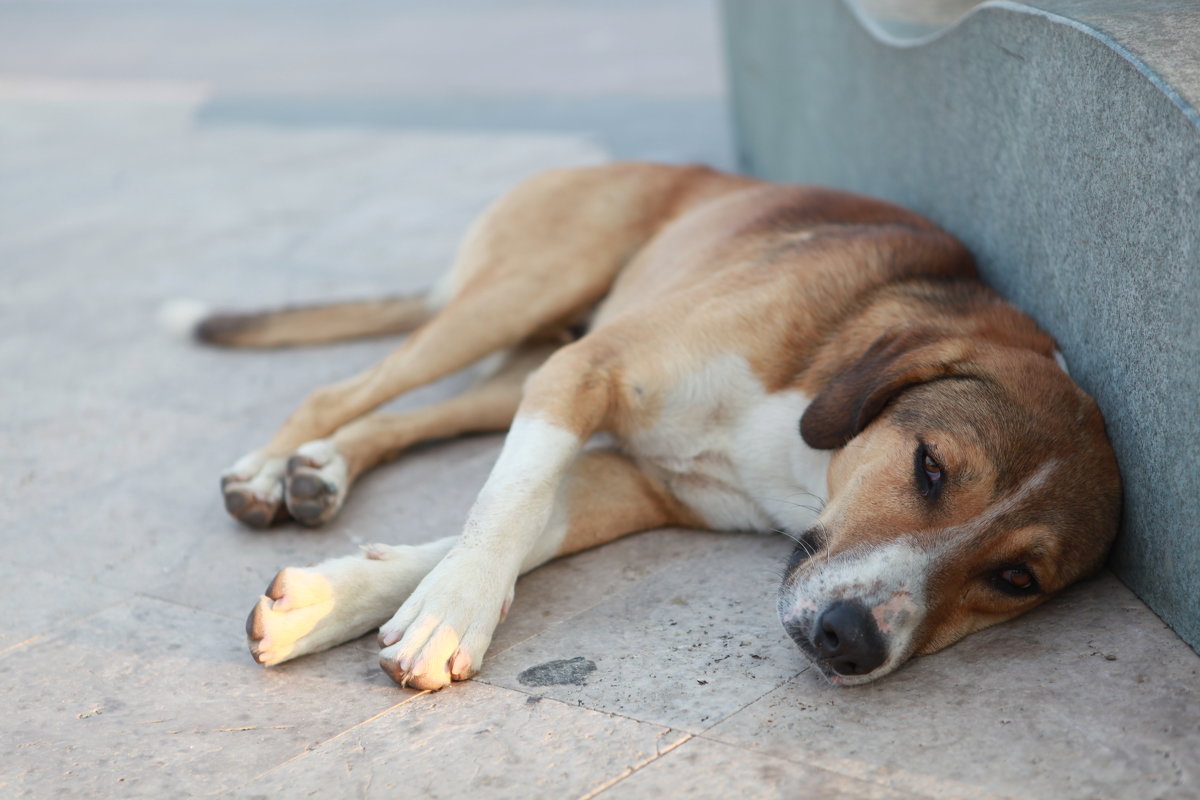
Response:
[[754, 493, 826, 518], [771, 527, 804, 545]]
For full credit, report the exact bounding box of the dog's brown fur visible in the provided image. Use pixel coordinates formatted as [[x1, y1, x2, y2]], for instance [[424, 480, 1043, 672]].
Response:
[[201, 163, 1120, 688]]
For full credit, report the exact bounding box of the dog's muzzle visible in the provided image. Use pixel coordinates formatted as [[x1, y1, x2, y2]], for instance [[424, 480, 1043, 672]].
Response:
[[778, 534, 930, 684]]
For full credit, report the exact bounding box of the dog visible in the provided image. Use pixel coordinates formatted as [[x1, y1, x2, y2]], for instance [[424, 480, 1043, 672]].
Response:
[[177, 163, 1121, 689]]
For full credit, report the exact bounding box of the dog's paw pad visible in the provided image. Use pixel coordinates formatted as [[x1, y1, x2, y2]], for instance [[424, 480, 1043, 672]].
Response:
[[246, 567, 336, 665], [221, 453, 288, 528], [284, 441, 348, 527]]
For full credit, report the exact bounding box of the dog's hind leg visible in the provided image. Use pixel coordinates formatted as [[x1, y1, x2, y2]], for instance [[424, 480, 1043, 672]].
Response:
[[221, 165, 759, 529], [219, 287, 587, 528], [283, 344, 555, 526], [219, 164, 707, 528], [248, 448, 695, 668]]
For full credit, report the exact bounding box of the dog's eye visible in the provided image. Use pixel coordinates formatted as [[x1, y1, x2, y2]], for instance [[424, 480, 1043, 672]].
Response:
[[923, 454, 942, 483], [992, 566, 1040, 596], [914, 443, 944, 500]]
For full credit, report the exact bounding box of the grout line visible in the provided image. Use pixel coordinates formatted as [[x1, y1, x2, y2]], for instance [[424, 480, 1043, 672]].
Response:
[[0, 634, 46, 657], [132, 590, 243, 618], [471, 662, 812, 737], [691, 730, 948, 800], [575, 731, 694, 800], [468, 679, 689, 734], [685, 731, 950, 800], [468, 678, 693, 732], [211, 690, 432, 797]]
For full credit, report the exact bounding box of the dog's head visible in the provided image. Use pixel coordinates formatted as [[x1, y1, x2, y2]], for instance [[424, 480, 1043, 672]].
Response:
[[780, 326, 1121, 685]]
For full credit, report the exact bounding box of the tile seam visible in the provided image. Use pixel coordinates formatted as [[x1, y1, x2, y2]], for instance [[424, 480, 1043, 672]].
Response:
[[209, 689, 431, 798], [575, 731, 695, 800]]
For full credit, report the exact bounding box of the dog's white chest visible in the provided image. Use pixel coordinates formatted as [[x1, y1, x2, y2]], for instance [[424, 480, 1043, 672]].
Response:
[[623, 354, 830, 533]]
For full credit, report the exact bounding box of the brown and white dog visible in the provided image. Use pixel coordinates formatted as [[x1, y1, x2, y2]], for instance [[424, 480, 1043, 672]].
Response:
[[180, 163, 1121, 689]]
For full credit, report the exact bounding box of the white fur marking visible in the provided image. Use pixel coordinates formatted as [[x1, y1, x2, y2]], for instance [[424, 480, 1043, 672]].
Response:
[[465, 416, 580, 563], [627, 354, 829, 533], [157, 299, 211, 338], [953, 458, 1060, 543]]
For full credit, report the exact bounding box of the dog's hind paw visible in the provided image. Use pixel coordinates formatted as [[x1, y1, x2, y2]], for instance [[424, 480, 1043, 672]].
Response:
[[221, 452, 289, 528], [284, 440, 349, 527]]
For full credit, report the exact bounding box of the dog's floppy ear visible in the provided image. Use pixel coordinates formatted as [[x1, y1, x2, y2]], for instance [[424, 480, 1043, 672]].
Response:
[[800, 327, 971, 450]]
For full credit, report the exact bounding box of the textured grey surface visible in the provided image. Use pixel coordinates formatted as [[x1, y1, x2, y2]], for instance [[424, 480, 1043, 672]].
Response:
[[724, 0, 1200, 653]]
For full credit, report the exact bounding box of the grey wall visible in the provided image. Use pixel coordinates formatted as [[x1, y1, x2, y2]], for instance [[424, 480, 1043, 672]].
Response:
[[723, 0, 1198, 650]]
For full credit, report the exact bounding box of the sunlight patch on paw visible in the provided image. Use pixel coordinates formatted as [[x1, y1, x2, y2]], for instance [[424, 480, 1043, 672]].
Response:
[[248, 569, 337, 666]]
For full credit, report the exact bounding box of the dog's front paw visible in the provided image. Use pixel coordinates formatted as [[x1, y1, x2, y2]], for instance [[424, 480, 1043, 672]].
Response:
[[221, 452, 288, 528], [246, 542, 455, 667], [284, 439, 349, 526], [376, 556, 514, 690], [247, 566, 338, 665]]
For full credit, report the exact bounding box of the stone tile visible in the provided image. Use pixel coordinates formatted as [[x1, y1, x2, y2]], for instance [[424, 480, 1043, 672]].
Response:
[[705, 573, 1200, 800], [602, 736, 921, 800], [0, 564, 130, 654], [0, 596, 412, 798], [0, 398, 222, 525], [2, 455, 287, 603], [227, 680, 689, 800], [479, 532, 807, 732], [484, 527, 733, 657]]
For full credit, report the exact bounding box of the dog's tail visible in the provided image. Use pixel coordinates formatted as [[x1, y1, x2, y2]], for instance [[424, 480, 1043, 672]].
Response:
[[158, 294, 435, 348]]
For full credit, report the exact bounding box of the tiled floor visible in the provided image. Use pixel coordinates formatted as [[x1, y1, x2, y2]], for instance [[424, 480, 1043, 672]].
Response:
[[2, 4, 1197, 798]]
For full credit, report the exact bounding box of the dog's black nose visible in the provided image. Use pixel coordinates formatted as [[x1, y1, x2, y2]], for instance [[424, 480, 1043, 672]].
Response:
[[813, 600, 887, 676]]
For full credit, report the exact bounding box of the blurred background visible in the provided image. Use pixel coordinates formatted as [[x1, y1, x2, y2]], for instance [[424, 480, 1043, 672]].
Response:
[[0, 0, 732, 167]]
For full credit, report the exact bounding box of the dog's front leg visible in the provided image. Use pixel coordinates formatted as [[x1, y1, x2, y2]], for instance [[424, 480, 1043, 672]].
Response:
[[376, 415, 584, 689], [376, 348, 612, 689]]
